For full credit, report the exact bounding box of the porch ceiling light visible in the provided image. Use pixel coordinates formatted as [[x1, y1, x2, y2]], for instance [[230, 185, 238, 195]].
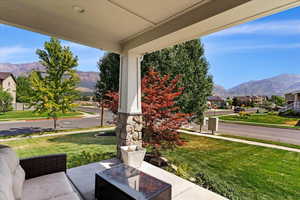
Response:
[[72, 5, 85, 13]]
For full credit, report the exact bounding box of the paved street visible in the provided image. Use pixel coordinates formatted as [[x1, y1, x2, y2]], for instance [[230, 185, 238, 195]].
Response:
[[190, 122, 300, 146], [0, 109, 113, 136], [218, 123, 300, 145]]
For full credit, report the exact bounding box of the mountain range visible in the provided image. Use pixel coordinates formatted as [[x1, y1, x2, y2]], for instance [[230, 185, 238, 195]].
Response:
[[0, 62, 99, 93], [0, 62, 299, 96], [214, 74, 300, 97]]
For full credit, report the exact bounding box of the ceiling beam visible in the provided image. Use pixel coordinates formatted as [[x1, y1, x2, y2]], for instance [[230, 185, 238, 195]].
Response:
[[122, 0, 300, 54]]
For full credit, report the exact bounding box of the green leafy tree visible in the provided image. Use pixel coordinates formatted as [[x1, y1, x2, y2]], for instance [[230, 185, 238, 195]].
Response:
[[16, 76, 34, 103], [143, 39, 213, 131], [232, 97, 240, 107], [271, 95, 285, 106], [94, 53, 120, 127], [226, 97, 233, 107], [30, 37, 80, 130], [0, 90, 13, 113]]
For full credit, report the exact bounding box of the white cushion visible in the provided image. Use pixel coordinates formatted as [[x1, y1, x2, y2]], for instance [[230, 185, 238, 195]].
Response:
[[0, 146, 20, 174], [0, 158, 15, 200], [12, 165, 25, 200], [23, 172, 76, 200], [49, 192, 80, 200]]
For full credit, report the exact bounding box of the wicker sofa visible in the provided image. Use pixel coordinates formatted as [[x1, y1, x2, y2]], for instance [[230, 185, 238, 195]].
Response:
[[0, 145, 81, 200]]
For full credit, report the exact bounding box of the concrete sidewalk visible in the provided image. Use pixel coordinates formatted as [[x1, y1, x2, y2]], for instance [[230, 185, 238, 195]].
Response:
[[179, 129, 300, 153]]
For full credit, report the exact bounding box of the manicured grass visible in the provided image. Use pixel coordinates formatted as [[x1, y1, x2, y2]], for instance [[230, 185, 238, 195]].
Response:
[[221, 134, 300, 150], [220, 113, 300, 126], [162, 134, 300, 200], [2, 131, 299, 199], [1, 131, 116, 168], [0, 111, 82, 121]]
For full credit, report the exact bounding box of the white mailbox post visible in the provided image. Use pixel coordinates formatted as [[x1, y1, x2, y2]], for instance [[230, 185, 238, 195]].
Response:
[[208, 117, 219, 135]]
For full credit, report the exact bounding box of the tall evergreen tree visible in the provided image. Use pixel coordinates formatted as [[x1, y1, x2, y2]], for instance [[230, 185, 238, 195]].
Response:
[[30, 37, 79, 130], [142, 39, 213, 130], [94, 53, 120, 126], [176, 40, 213, 130]]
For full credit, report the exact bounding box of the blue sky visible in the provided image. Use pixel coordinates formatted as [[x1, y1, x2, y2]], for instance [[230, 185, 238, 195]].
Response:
[[1, 6, 300, 89]]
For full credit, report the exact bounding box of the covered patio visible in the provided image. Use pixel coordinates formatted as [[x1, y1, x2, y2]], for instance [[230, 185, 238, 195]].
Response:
[[1, 0, 300, 199]]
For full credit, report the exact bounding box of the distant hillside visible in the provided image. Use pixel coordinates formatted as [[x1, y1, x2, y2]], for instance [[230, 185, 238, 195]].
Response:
[[0, 62, 99, 93], [213, 85, 228, 97], [214, 74, 300, 97]]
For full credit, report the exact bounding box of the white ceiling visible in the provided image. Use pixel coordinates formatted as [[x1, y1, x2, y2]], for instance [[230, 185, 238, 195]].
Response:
[[108, 0, 208, 25], [0, 0, 300, 54]]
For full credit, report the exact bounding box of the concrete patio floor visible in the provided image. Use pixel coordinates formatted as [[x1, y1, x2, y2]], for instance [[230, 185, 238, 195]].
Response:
[[67, 158, 227, 200]]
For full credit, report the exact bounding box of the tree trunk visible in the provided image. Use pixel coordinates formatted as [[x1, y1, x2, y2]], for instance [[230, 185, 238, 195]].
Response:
[[100, 102, 104, 127], [53, 117, 57, 130]]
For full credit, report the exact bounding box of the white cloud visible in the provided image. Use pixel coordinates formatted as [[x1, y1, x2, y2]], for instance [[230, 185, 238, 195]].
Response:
[[210, 20, 300, 37], [0, 46, 32, 61], [204, 41, 300, 55]]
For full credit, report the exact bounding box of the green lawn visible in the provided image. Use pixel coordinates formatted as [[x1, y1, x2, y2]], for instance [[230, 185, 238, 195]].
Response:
[[1, 131, 299, 200], [1, 131, 116, 168], [220, 113, 300, 126], [0, 111, 82, 121], [163, 134, 300, 200]]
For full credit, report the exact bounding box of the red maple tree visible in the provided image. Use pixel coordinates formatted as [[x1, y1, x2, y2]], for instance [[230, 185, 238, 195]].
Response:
[[105, 69, 189, 156]]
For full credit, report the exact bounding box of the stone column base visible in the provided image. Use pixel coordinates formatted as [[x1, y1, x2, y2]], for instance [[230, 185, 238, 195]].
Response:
[[115, 113, 143, 159]]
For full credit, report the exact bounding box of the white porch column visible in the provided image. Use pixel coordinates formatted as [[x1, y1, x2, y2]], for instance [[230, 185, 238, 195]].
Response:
[[118, 52, 142, 114], [116, 52, 143, 159]]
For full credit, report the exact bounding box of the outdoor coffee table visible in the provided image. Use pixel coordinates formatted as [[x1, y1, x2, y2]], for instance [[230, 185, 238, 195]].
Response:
[[95, 164, 171, 200]]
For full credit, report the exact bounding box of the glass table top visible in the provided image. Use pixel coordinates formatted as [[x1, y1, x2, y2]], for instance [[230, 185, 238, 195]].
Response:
[[96, 164, 171, 199]]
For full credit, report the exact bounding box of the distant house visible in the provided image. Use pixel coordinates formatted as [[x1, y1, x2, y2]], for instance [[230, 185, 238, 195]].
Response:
[[282, 91, 300, 112], [207, 96, 226, 108], [234, 96, 266, 106], [0, 72, 17, 104], [251, 96, 267, 105], [234, 96, 252, 105]]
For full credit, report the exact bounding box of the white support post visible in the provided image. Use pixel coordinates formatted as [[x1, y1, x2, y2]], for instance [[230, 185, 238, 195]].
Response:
[[118, 52, 142, 114], [116, 52, 143, 159]]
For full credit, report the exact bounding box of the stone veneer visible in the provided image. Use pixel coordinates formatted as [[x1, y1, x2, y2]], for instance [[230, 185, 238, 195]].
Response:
[[115, 113, 143, 159]]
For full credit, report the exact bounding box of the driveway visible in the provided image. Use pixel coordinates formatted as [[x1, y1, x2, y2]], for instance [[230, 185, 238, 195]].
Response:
[[190, 122, 300, 146]]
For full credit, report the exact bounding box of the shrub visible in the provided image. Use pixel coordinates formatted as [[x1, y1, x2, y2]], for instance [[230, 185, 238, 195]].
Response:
[[0, 90, 13, 113], [194, 173, 237, 200], [238, 112, 250, 119], [165, 161, 238, 200], [279, 110, 300, 117], [165, 162, 191, 180]]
